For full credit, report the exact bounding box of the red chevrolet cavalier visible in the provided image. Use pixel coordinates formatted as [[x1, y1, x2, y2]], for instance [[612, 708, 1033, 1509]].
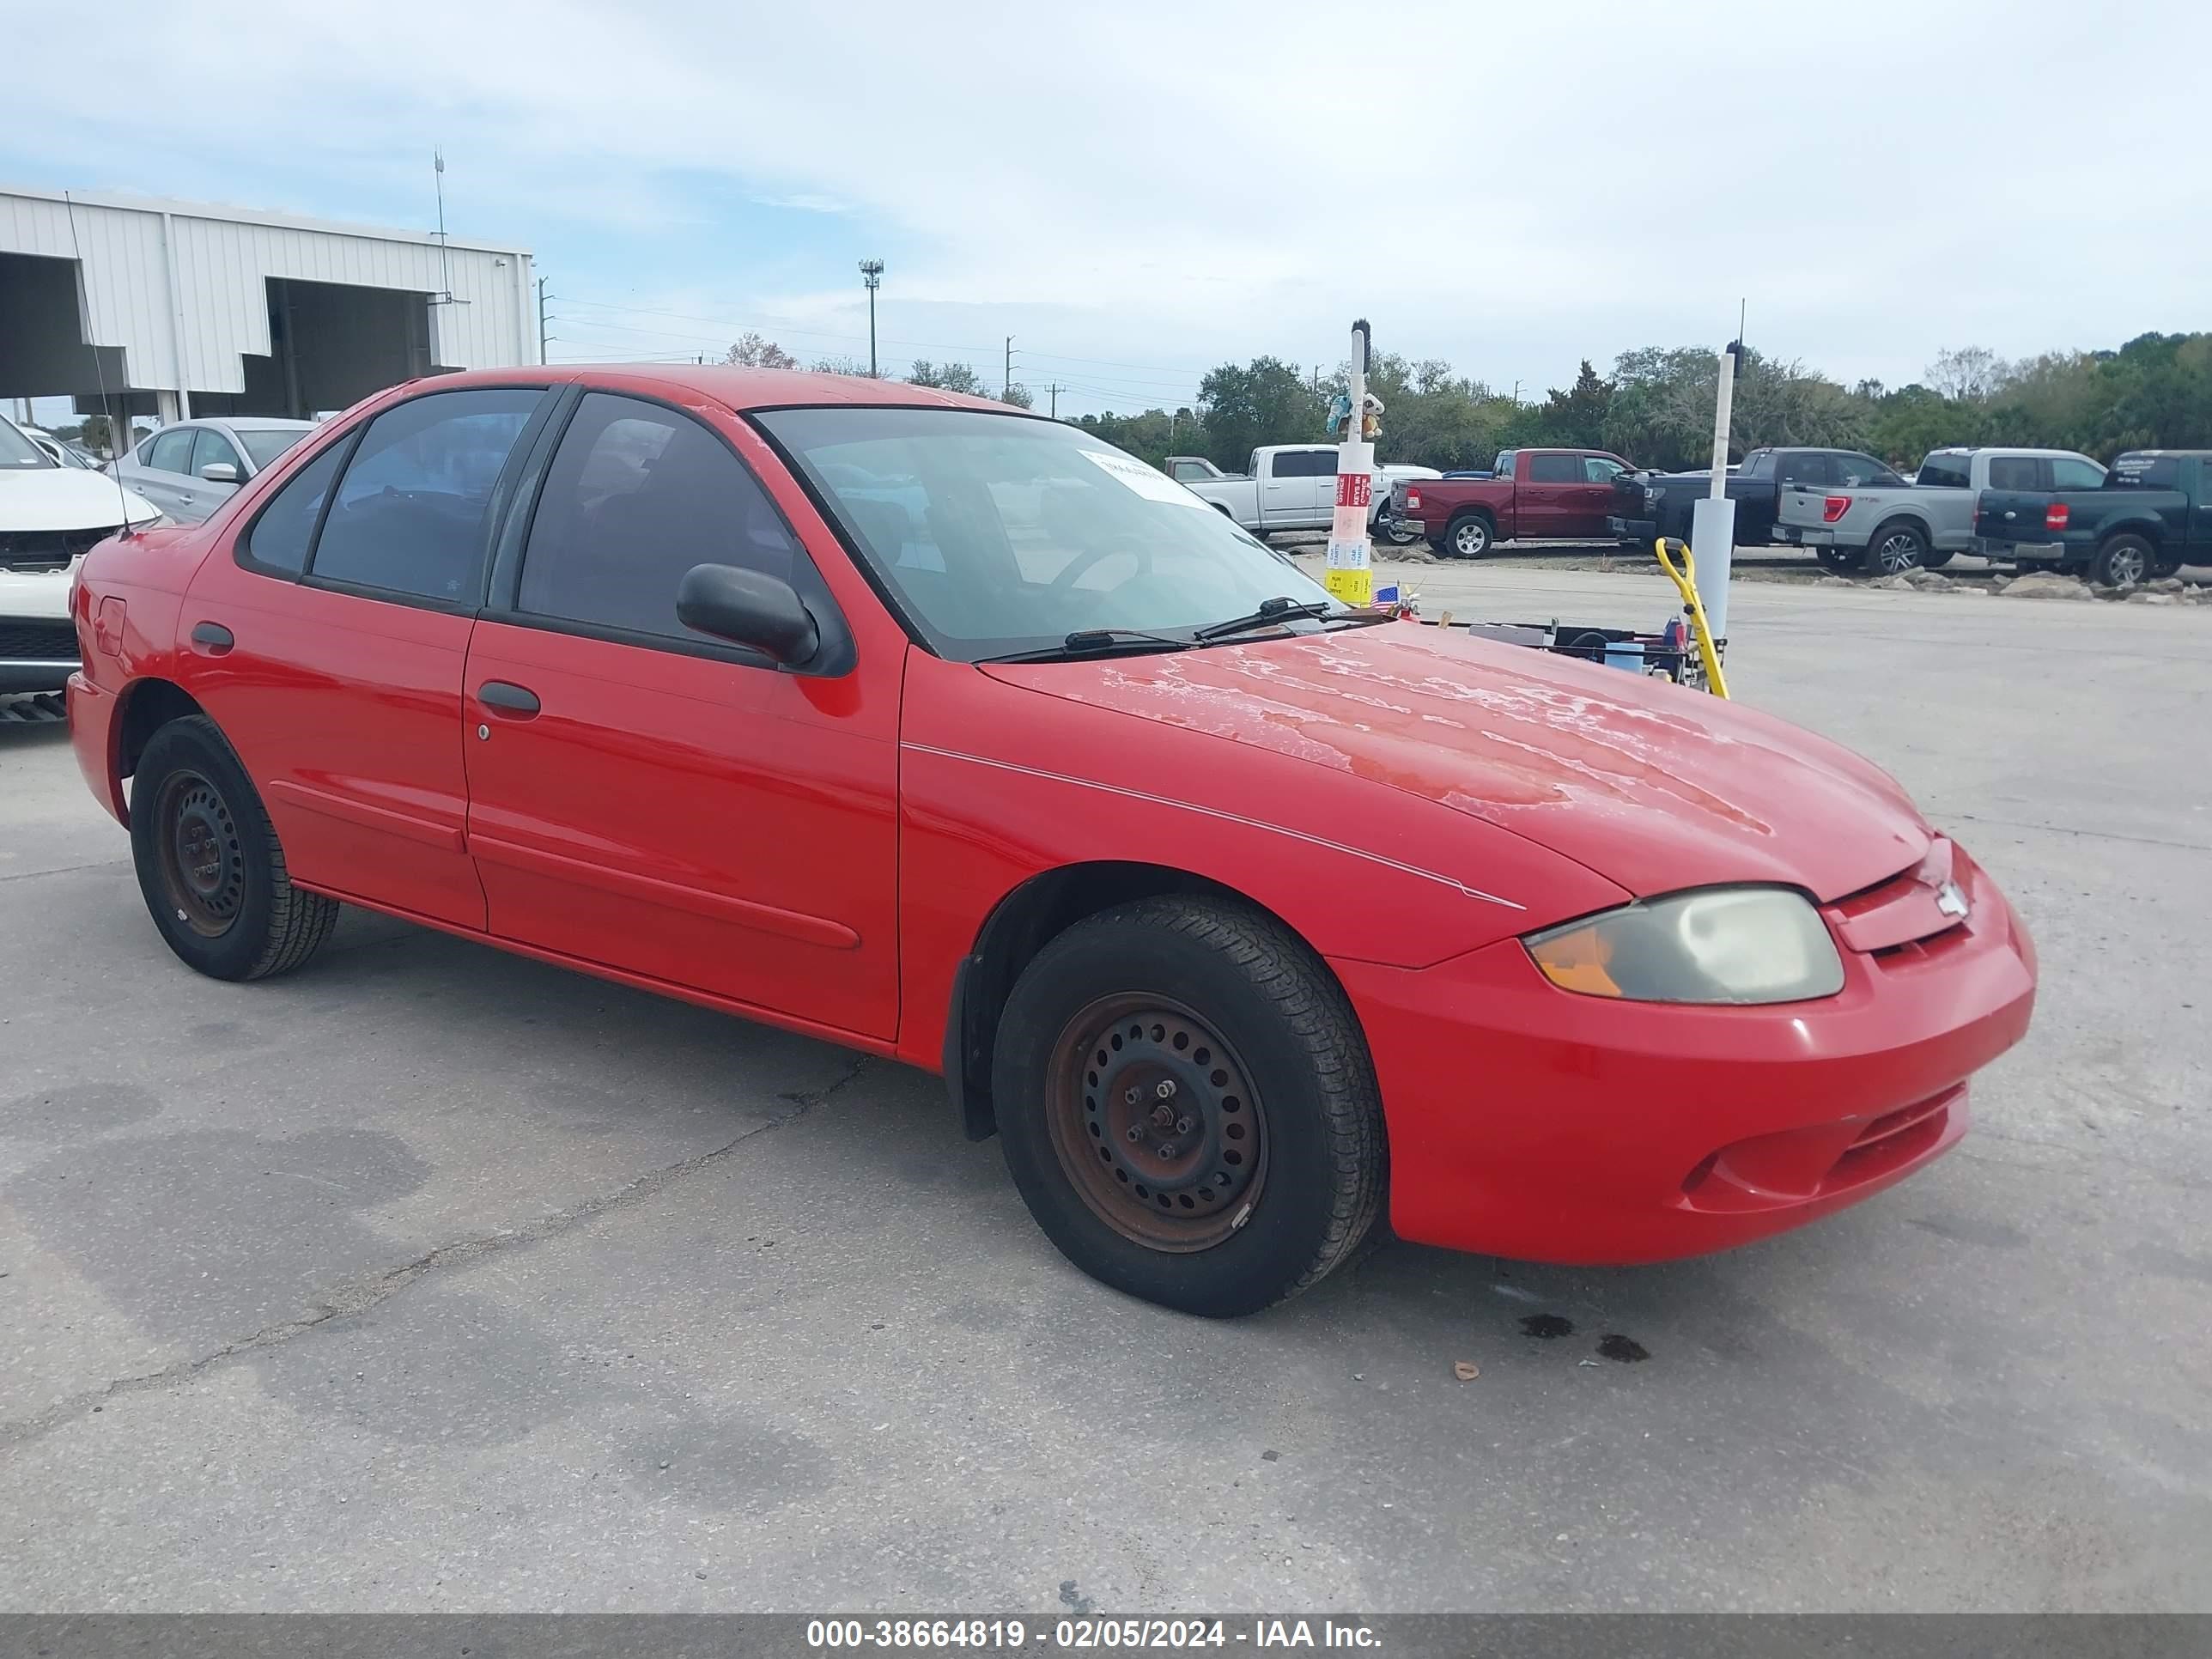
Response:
[[66, 368, 2036, 1315]]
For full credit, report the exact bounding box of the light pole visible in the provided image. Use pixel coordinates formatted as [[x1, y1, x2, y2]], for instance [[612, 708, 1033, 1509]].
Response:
[[859, 259, 884, 377]]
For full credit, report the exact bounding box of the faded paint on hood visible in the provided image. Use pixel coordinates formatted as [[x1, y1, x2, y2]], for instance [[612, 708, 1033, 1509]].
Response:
[[0, 466, 158, 532], [982, 622, 1929, 902]]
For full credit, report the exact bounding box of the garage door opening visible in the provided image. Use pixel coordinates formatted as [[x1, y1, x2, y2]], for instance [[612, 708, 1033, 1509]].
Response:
[[200, 277, 453, 420]]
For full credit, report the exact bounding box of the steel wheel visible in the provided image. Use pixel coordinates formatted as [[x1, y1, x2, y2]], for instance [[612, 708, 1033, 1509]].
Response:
[[155, 769, 246, 938], [1045, 994, 1266, 1252]]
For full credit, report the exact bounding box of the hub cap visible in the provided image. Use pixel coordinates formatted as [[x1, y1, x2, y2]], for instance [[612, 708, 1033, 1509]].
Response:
[[157, 771, 245, 937], [1046, 994, 1266, 1252]]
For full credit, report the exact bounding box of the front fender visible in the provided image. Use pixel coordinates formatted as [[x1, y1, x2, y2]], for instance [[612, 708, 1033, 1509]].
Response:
[[892, 651, 1629, 1071]]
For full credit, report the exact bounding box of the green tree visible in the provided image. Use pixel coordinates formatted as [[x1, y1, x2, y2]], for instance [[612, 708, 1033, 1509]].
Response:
[[1534, 359, 1613, 448], [1000, 382, 1035, 410], [724, 331, 798, 369], [907, 360, 988, 395], [1194, 356, 1324, 470]]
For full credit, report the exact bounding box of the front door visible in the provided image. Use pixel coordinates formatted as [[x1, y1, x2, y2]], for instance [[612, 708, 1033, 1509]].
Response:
[[181, 386, 550, 929], [460, 391, 901, 1042], [182, 428, 246, 526]]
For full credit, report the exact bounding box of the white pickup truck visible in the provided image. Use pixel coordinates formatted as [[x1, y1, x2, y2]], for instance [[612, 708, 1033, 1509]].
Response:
[[1772, 445, 2106, 574], [1167, 448, 1437, 541]]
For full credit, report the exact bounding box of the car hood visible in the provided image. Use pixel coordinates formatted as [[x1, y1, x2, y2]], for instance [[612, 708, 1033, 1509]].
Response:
[[0, 467, 158, 532], [981, 623, 1930, 902]]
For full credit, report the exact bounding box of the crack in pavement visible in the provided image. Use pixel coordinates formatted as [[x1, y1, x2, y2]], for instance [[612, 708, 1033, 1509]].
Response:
[[0, 1053, 877, 1450]]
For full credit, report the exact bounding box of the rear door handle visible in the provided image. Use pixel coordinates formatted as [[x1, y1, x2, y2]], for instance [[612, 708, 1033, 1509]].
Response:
[[189, 621, 234, 653], [478, 680, 540, 717]]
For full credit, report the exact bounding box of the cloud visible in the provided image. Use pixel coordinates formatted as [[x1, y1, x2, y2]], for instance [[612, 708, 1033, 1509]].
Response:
[[6, 0, 2207, 418]]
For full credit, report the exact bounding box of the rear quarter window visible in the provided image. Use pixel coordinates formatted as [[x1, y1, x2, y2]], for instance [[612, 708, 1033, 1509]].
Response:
[[2109, 454, 2183, 489], [1986, 457, 2042, 491], [1917, 453, 1972, 489]]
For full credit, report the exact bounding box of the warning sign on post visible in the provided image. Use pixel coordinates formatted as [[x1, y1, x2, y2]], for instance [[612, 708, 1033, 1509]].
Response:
[[1325, 439, 1375, 606]]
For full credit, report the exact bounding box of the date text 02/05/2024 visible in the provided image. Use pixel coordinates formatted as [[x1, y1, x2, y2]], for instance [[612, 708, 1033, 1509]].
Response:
[[805, 1620, 1382, 1650]]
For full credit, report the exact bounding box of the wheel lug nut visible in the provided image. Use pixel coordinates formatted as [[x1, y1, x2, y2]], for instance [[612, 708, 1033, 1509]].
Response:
[[1124, 1087, 1141, 1106], [1155, 1080, 1176, 1099], [1158, 1144, 1177, 1159], [1125, 1125, 1144, 1142], [1176, 1115, 1194, 1134]]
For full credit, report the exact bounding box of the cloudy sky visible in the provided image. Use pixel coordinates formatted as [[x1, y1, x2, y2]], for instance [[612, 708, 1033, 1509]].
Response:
[[7, 0, 2207, 419]]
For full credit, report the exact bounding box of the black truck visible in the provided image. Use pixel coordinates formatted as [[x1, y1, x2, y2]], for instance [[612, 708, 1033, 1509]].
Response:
[[1609, 447, 1904, 556], [1973, 450, 2212, 586]]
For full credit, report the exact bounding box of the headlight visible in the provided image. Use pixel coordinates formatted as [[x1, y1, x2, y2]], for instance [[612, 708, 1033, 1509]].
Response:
[[1523, 886, 1844, 1005]]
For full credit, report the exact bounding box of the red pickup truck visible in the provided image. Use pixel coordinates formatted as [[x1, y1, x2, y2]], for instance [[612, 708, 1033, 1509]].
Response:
[[1393, 447, 1634, 558]]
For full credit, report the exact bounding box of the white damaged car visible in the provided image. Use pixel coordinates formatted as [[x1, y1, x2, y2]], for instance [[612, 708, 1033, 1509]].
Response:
[[2, 416, 161, 694]]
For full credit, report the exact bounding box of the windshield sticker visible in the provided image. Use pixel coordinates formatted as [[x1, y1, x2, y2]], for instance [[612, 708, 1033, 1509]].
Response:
[[1079, 448, 1209, 508]]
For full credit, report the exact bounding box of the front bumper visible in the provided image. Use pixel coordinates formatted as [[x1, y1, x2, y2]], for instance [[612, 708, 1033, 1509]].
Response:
[[1607, 514, 1657, 543], [1332, 847, 2036, 1263]]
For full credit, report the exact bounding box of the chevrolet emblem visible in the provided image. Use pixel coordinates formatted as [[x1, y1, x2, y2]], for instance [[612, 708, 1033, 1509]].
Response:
[[1936, 880, 1969, 921]]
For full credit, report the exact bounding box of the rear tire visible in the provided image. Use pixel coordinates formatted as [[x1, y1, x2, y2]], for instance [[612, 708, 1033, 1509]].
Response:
[[992, 896, 1386, 1317], [2089, 533, 2154, 588], [1866, 520, 1929, 574], [130, 714, 339, 981], [1444, 513, 1494, 559]]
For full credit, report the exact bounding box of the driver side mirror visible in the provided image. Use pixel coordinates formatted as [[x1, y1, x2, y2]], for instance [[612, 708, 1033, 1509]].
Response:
[[676, 563, 820, 666], [198, 462, 239, 483]]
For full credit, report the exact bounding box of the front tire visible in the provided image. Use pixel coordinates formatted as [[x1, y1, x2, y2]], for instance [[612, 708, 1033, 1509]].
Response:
[[992, 897, 1385, 1316], [130, 714, 338, 981]]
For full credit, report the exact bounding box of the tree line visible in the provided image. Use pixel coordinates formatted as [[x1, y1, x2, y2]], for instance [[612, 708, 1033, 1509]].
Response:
[[726, 327, 2212, 476]]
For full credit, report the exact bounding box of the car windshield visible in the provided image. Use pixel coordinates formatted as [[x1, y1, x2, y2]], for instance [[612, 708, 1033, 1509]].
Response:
[[1, 421, 54, 469], [239, 428, 308, 470], [757, 405, 1347, 661]]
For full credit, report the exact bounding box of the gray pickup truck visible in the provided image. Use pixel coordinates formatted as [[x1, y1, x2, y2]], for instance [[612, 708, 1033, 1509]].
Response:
[[1772, 446, 2106, 574]]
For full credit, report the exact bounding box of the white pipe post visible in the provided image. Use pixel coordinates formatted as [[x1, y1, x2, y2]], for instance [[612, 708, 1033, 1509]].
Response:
[[1688, 342, 1739, 641], [1325, 319, 1376, 607]]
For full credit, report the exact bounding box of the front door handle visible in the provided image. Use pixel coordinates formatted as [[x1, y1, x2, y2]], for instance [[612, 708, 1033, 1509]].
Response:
[[478, 680, 540, 717], [189, 621, 234, 653]]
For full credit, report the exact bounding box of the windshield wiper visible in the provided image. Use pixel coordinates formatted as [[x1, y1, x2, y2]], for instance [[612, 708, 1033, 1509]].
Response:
[[1193, 597, 1341, 641], [981, 629, 1194, 665]]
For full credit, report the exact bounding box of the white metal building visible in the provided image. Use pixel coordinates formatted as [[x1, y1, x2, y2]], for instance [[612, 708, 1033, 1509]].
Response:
[[0, 185, 536, 444]]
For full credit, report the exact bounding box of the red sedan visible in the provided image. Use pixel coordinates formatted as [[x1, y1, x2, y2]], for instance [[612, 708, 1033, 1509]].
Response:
[[66, 368, 2036, 1316]]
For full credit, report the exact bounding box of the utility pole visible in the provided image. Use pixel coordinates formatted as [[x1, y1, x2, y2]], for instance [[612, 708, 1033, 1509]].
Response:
[[1511, 380, 1521, 405], [1004, 336, 1014, 398], [859, 259, 884, 377], [536, 276, 550, 365], [1047, 383, 1063, 418]]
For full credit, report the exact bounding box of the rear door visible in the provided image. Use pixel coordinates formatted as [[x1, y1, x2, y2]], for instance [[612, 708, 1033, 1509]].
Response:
[[1262, 448, 1331, 526], [460, 390, 901, 1040], [1520, 451, 1583, 537], [180, 386, 552, 929], [2190, 458, 2212, 552]]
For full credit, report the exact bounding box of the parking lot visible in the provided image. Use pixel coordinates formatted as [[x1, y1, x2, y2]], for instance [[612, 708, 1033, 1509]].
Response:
[[2, 565, 2206, 1613]]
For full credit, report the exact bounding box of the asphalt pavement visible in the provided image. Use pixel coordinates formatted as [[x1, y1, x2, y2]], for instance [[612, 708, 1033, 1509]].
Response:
[[2, 568, 2206, 1612]]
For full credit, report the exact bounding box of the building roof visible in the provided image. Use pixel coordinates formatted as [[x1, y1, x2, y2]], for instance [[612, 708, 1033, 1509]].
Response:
[[0, 182, 530, 257]]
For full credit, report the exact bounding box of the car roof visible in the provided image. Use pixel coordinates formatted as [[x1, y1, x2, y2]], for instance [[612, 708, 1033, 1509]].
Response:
[[2115, 448, 2212, 459], [410, 363, 1024, 416], [215, 416, 318, 431]]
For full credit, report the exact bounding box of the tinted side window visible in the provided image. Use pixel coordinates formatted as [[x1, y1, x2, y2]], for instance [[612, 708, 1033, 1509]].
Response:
[[1986, 456, 2042, 491], [309, 390, 541, 602], [191, 429, 243, 477], [1739, 451, 1775, 478], [1777, 453, 1832, 486], [515, 393, 805, 643], [1528, 453, 1579, 483], [1917, 454, 1972, 488], [149, 428, 194, 474], [1494, 451, 1516, 478], [1838, 453, 1899, 486], [2051, 457, 2105, 489], [240, 440, 349, 577]]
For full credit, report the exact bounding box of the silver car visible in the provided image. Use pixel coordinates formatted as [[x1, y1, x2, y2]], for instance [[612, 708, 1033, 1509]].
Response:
[[113, 416, 315, 525]]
